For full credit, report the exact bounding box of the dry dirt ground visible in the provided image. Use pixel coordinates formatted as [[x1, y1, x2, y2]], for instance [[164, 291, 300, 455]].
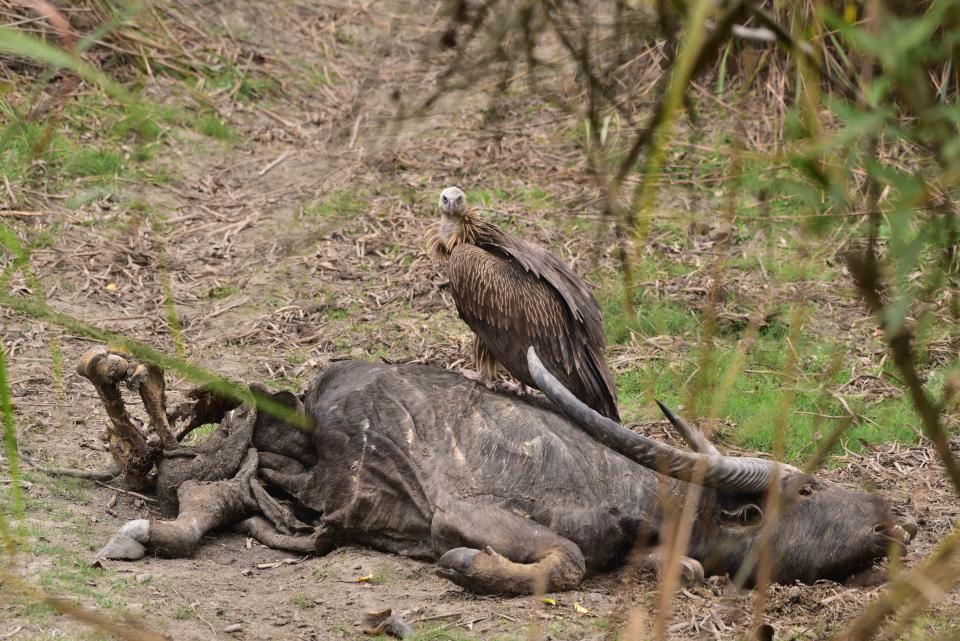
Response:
[[2, 1, 959, 640]]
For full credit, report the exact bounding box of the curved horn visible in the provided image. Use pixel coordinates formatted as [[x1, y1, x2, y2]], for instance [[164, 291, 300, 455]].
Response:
[[527, 347, 785, 493], [655, 400, 720, 456]]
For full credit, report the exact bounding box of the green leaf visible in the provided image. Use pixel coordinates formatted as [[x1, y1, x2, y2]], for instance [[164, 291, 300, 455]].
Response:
[[0, 26, 130, 102]]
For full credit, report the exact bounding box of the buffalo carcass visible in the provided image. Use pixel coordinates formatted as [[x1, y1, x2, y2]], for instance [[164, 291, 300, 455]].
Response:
[[84, 346, 916, 595]]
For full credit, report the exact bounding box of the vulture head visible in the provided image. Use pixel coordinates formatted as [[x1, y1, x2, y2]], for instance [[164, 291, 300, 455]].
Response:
[[439, 186, 467, 217]]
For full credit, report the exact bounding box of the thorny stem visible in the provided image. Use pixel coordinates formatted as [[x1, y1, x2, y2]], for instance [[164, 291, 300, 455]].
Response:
[[846, 252, 960, 496]]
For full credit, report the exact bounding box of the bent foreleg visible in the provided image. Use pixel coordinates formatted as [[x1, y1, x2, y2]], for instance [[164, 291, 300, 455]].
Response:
[[431, 501, 585, 595]]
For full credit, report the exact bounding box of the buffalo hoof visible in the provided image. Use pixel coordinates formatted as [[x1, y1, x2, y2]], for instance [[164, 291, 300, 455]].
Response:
[[639, 552, 705, 585], [679, 557, 705, 584], [436, 546, 512, 594], [438, 546, 481, 574], [95, 519, 151, 561]]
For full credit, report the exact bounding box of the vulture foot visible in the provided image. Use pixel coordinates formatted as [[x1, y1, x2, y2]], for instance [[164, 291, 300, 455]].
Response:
[[459, 368, 495, 389], [498, 380, 528, 396]]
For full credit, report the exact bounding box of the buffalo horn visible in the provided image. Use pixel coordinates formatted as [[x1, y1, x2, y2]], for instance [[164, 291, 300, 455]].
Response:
[[655, 399, 720, 456], [527, 347, 787, 493]]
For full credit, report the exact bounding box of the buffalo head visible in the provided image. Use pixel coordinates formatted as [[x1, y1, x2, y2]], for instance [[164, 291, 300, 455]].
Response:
[[527, 347, 916, 585]]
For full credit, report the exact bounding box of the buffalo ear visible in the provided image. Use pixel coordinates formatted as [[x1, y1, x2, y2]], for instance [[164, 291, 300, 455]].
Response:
[[720, 504, 764, 527]]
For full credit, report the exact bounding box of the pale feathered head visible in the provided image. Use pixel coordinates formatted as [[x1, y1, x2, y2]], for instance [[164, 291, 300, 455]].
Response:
[[438, 186, 466, 216]]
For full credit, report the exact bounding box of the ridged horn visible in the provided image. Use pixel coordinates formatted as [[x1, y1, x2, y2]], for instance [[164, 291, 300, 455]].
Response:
[[527, 347, 787, 493], [655, 399, 720, 456]]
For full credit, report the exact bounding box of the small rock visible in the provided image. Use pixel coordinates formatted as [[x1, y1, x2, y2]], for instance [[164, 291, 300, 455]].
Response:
[[241, 568, 252, 576], [223, 623, 243, 633], [135, 573, 152, 584]]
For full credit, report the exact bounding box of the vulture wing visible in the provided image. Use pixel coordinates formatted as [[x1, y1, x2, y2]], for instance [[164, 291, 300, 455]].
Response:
[[447, 221, 619, 421]]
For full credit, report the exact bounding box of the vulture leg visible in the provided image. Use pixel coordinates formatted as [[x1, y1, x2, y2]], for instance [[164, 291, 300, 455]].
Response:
[[431, 500, 585, 595], [459, 368, 493, 388], [460, 336, 497, 388]]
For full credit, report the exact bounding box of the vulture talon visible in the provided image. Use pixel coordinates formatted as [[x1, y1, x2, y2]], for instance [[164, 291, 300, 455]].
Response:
[[499, 380, 528, 396], [459, 368, 495, 389]]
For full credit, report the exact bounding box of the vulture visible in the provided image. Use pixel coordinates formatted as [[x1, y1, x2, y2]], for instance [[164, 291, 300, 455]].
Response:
[[428, 186, 620, 421]]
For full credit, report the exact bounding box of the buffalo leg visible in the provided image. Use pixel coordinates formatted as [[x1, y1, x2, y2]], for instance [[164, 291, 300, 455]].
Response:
[[431, 501, 585, 595], [97, 451, 260, 560], [77, 346, 157, 490], [237, 516, 335, 555], [96, 477, 256, 561]]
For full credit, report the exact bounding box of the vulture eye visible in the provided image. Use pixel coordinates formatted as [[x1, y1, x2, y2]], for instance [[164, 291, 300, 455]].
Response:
[[442, 196, 448, 203]]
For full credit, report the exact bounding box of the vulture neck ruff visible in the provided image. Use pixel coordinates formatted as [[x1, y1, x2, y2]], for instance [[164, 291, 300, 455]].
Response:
[[429, 211, 480, 259]]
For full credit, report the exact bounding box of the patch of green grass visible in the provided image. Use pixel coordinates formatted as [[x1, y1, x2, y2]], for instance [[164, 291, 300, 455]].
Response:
[[182, 423, 219, 446], [205, 284, 239, 300], [615, 326, 922, 462], [66, 186, 115, 210], [203, 63, 278, 101], [334, 29, 357, 46], [889, 608, 958, 641], [514, 185, 554, 211], [47, 477, 87, 502], [368, 565, 398, 586], [292, 593, 314, 609], [601, 281, 697, 346], [464, 187, 508, 208], [35, 546, 124, 611], [172, 606, 194, 620], [195, 113, 235, 141], [64, 148, 123, 178], [305, 190, 368, 220], [29, 226, 58, 249]]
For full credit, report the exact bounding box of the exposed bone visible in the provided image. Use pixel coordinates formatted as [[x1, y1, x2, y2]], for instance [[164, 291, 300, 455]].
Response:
[[76, 346, 157, 490], [128, 362, 179, 450], [170, 386, 242, 441]]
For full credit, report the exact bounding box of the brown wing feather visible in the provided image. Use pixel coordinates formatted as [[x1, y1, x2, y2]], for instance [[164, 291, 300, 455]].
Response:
[[447, 240, 620, 421]]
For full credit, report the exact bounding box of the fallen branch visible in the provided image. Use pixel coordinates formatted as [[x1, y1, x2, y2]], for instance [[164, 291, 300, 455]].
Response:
[[41, 465, 120, 482]]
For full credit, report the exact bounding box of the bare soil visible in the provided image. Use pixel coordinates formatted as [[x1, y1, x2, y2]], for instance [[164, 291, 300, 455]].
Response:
[[1, 1, 958, 639]]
